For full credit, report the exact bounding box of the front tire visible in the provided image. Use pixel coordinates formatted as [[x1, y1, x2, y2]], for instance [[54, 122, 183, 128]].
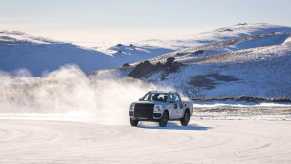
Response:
[[181, 110, 190, 126], [130, 119, 139, 127], [159, 112, 169, 127]]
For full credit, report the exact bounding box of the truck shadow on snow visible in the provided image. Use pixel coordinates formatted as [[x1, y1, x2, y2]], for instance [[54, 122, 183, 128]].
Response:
[[138, 122, 211, 131]]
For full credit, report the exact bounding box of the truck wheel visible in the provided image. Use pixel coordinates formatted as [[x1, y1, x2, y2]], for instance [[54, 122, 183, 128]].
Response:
[[159, 112, 169, 127], [181, 110, 190, 126], [130, 119, 139, 127]]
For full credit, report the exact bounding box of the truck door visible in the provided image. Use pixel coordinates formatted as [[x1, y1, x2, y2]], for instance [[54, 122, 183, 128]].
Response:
[[169, 94, 182, 119], [168, 94, 176, 119], [174, 93, 184, 118]]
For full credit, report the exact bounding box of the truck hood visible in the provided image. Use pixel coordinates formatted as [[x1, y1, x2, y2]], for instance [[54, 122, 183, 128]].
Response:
[[133, 101, 167, 105], [133, 101, 153, 104]]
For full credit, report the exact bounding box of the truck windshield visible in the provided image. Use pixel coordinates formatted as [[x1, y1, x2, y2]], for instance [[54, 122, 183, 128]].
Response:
[[142, 93, 169, 102]]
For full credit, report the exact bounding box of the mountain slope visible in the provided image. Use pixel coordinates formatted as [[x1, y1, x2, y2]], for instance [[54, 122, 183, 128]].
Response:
[[140, 23, 291, 49], [0, 31, 173, 76], [0, 31, 116, 76], [149, 44, 291, 98], [105, 43, 173, 63], [125, 23, 291, 98]]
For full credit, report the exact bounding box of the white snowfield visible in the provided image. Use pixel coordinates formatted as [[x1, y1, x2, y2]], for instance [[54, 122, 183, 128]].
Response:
[[0, 117, 290, 164]]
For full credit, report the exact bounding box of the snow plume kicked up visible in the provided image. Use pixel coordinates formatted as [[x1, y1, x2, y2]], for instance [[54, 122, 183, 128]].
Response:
[[0, 65, 171, 125]]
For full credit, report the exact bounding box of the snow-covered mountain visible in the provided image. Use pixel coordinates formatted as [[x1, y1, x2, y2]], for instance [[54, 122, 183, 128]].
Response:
[[124, 23, 291, 98], [141, 23, 291, 50], [2, 23, 291, 98], [0, 31, 116, 76], [0, 31, 173, 76]]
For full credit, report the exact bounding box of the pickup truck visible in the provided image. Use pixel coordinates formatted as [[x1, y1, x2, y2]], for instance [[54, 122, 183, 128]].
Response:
[[129, 91, 193, 127]]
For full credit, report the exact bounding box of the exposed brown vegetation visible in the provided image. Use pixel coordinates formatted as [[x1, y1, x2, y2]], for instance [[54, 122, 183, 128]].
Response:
[[128, 57, 183, 78], [189, 73, 239, 90]]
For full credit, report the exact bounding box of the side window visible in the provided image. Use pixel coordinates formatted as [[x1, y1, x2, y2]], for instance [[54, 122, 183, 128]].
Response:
[[174, 94, 183, 109], [143, 93, 150, 101], [168, 94, 174, 103]]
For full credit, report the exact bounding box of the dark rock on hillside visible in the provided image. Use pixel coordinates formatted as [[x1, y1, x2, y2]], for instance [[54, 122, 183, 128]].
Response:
[[122, 63, 130, 68], [128, 60, 156, 78], [128, 57, 183, 79], [192, 50, 205, 56], [189, 73, 239, 90]]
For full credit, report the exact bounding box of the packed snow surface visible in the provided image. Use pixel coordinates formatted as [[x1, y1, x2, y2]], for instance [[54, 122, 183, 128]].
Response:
[[0, 118, 290, 164]]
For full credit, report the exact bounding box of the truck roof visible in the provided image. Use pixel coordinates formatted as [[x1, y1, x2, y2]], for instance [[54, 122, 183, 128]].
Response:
[[148, 90, 177, 94]]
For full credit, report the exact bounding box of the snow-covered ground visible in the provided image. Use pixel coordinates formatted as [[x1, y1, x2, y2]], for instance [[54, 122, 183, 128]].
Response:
[[0, 57, 291, 163], [0, 117, 290, 164]]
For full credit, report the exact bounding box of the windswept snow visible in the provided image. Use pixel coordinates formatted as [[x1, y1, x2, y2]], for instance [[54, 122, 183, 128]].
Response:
[[0, 66, 165, 125]]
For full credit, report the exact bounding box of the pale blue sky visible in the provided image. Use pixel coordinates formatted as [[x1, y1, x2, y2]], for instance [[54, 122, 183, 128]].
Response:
[[1, 0, 291, 45]]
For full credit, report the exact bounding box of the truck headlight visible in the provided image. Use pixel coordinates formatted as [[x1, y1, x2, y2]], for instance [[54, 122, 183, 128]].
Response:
[[130, 104, 135, 111], [154, 105, 162, 113]]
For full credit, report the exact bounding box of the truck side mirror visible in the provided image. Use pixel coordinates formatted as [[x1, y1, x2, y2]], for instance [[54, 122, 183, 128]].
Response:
[[139, 98, 143, 101]]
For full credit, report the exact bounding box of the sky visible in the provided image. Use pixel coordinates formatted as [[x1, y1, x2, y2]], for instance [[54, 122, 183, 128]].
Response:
[[1, 0, 291, 46]]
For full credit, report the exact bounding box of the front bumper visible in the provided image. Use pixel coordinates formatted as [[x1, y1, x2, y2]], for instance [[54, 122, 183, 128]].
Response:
[[129, 111, 162, 120], [129, 103, 163, 121]]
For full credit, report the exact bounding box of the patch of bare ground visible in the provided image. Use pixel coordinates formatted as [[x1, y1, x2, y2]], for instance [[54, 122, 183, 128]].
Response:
[[189, 73, 239, 90], [128, 57, 183, 79]]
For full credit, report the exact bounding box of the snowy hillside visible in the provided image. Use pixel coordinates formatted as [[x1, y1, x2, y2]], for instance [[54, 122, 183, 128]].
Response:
[[0, 31, 56, 44], [105, 43, 173, 63], [0, 31, 173, 76], [139, 23, 291, 50], [124, 23, 291, 98], [0, 31, 116, 76]]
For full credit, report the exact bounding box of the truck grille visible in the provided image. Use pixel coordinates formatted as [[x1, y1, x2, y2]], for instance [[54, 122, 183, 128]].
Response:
[[134, 103, 154, 119]]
